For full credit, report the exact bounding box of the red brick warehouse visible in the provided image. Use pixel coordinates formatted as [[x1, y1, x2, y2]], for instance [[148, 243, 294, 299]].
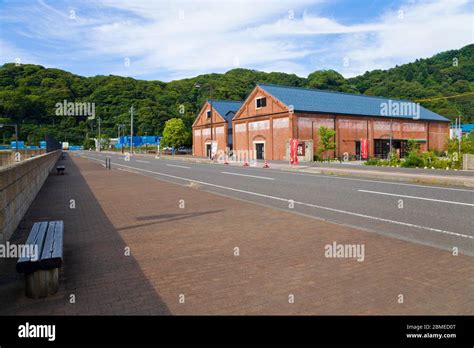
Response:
[[192, 99, 243, 157], [230, 84, 450, 161]]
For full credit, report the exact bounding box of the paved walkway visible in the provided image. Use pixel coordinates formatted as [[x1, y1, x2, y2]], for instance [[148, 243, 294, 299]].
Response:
[[0, 153, 473, 314]]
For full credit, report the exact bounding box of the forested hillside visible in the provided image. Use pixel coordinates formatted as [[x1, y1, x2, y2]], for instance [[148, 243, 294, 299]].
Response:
[[0, 44, 472, 145]]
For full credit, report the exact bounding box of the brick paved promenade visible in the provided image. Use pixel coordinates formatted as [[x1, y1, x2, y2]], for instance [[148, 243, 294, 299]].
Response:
[[0, 153, 472, 314]]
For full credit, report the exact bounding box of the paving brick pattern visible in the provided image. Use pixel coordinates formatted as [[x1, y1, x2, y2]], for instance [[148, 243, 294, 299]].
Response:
[[0, 153, 472, 315]]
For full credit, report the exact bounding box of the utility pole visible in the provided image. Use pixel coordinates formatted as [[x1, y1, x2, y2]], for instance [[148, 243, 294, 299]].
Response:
[[389, 118, 393, 160], [458, 114, 462, 157], [130, 106, 134, 154], [98, 117, 101, 152]]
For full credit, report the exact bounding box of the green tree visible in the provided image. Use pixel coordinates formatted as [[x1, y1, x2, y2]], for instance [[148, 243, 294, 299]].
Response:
[[307, 70, 358, 93], [161, 118, 190, 149], [317, 126, 336, 160]]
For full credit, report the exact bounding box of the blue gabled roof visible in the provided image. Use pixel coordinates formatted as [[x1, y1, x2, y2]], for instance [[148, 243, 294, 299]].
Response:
[[208, 100, 243, 123], [258, 84, 450, 122]]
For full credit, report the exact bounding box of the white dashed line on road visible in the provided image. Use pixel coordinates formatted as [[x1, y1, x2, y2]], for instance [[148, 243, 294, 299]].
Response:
[[358, 189, 474, 207], [221, 171, 275, 180], [166, 164, 191, 169]]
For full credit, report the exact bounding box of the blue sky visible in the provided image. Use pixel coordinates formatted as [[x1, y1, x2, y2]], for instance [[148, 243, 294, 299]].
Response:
[[0, 0, 472, 81]]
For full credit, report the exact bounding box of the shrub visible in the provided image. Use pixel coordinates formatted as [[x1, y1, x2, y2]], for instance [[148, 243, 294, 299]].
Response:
[[83, 138, 95, 150], [402, 151, 424, 168], [365, 157, 380, 166]]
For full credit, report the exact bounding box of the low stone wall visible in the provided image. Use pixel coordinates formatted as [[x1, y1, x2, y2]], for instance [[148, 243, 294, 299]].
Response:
[[0, 150, 61, 242], [463, 154, 474, 170], [0, 149, 46, 167], [0, 151, 13, 167]]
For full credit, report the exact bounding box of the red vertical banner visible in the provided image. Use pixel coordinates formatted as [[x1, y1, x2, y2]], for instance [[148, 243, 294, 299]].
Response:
[[361, 138, 369, 159], [290, 138, 299, 165]]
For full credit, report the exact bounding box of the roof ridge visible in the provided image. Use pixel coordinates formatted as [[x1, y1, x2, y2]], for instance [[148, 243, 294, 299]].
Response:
[[208, 99, 243, 103], [257, 83, 418, 104]]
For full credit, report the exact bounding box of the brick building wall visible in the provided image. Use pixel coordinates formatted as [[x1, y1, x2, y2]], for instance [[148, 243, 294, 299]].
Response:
[[192, 101, 228, 157], [232, 86, 450, 161]]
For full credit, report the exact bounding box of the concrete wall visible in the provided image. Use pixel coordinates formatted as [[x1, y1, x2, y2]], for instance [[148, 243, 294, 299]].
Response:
[[0, 149, 46, 167], [0, 150, 61, 242]]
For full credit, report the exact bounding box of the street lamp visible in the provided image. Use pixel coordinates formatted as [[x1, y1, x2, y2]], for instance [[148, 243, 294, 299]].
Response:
[[194, 82, 214, 158]]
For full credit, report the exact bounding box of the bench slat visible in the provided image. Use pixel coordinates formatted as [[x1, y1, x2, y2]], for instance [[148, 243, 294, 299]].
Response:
[[51, 221, 64, 261], [39, 221, 64, 269], [16, 222, 48, 273]]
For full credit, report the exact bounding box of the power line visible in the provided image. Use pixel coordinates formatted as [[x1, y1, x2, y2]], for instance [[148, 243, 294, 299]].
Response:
[[415, 91, 474, 102]]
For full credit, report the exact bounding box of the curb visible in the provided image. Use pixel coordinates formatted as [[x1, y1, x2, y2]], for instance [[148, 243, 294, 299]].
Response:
[[298, 167, 474, 188], [94, 151, 474, 188]]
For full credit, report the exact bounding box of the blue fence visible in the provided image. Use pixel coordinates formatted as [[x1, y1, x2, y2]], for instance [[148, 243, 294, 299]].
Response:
[[116, 135, 161, 148], [10, 141, 25, 149], [7, 140, 53, 150]]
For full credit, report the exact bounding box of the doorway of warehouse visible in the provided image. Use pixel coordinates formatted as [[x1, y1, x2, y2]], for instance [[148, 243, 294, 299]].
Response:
[[255, 142, 265, 160], [374, 139, 407, 159], [206, 144, 211, 158]]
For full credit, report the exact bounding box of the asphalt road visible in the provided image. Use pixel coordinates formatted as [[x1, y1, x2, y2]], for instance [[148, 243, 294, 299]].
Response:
[[74, 151, 474, 256]]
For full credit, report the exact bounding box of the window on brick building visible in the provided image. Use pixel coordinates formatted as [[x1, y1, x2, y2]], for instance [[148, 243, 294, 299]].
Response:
[[256, 97, 267, 109]]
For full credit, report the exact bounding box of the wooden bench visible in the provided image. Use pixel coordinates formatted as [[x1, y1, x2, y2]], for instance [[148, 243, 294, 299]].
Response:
[[56, 165, 65, 175], [17, 221, 64, 299]]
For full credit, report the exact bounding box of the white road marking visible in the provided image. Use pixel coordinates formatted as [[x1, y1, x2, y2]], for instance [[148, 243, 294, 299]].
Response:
[[358, 189, 474, 207], [170, 159, 474, 193], [77, 154, 474, 241], [221, 171, 275, 180], [242, 167, 474, 193], [136, 160, 150, 164], [166, 164, 191, 169]]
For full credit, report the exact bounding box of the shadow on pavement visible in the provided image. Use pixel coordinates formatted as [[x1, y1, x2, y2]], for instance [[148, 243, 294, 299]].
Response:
[[0, 152, 171, 315]]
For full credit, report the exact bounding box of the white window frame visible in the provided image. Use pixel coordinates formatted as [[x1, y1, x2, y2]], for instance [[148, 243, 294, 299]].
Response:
[[255, 97, 266, 109]]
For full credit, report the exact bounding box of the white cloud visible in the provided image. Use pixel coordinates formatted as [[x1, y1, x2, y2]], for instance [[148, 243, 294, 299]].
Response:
[[0, 0, 472, 80], [0, 39, 41, 66], [337, 0, 474, 76]]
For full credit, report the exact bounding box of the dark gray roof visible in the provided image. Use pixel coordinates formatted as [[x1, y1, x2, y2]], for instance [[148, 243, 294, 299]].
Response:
[[208, 100, 243, 123], [258, 84, 450, 122]]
